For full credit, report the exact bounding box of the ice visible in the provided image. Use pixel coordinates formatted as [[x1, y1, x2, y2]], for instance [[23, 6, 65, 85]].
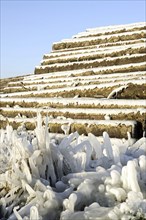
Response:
[[1, 96, 145, 108], [139, 155, 146, 182], [0, 115, 146, 219], [30, 206, 40, 220], [108, 187, 127, 202], [112, 144, 121, 165], [61, 123, 71, 135], [21, 159, 32, 184], [103, 131, 114, 161], [110, 170, 121, 186], [127, 160, 141, 192], [88, 133, 103, 159], [84, 203, 112, 219]]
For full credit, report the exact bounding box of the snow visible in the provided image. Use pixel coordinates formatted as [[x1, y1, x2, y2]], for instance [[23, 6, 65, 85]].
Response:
[[44, 38, 146, 58], [31, 61, 146, 81], [1, 106, 146, 115], [41, 42, 145, 64], [0, 114, 146, 219], [8, 71, 146, 86], [0, 116, 137, 127], [86, 22, 145, 31], [107, 85, 128, 99], [53, 29, 145, 44], [73, 22, 146, 38], [1, 97, 145, 107], [36, 53, 145, 69], [5, 72, 146, 91], [1, 78, 145, 97], [19, 61, 146, 83]]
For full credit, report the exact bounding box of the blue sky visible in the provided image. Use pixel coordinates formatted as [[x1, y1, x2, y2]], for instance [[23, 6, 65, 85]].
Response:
[[1, 0, 145, 78]]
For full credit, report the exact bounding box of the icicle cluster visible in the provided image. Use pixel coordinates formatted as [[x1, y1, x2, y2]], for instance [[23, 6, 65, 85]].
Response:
[[0, 113, 146, 220]]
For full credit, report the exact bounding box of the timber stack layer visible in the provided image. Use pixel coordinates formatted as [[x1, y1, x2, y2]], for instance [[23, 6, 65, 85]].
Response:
[[0, 22, 146, 138]]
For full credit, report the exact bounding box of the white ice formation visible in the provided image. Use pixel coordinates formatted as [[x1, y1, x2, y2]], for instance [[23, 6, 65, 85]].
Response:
[[0, 114, 146, 220]]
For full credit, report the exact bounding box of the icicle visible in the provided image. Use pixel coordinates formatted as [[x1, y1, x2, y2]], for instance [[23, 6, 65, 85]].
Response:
[[112, 144, 121, 165], [63, 193, 78, 212], [127, 132, 132, 146], [73, 152, 86, 171], [88, 133, 103, 159], [109, 187, 127, 202], [103, 132, 114, 161], [6, 124, 13, 143], [13, 206, 23, 220], [21, 180, 35, 196], [121, 166, 128, 190], [127, 160, 141, 192], [30, 206, 39, 220], [61, 123, 71, 135], [21, 160, 32, 184], [45, 115, 50, 149], [139, 155, 146, 182], [0, 129, 5, 143], [45, 127, 56, 185], [110, 170, 121, 186], [29, 156, 40, 179], [35, 112, 45, 150]]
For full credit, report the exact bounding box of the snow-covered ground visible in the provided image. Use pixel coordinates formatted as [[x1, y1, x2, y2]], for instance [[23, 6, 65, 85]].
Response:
[[0, 114, 146, 220]]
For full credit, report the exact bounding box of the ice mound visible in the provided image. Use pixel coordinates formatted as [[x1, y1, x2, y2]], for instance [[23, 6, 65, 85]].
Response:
[[0, 114, 146, 220]]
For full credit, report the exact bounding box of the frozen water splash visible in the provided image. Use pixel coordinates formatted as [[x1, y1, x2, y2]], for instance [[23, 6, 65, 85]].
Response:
[[0, 114, 146, 220]]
